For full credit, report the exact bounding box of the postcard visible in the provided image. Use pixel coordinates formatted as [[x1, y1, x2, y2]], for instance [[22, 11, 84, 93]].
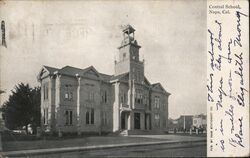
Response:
[[0, 0, 249, 157]]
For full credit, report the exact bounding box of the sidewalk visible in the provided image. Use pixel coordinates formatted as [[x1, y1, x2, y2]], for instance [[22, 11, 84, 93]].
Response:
[[1, 135, 206, 157]]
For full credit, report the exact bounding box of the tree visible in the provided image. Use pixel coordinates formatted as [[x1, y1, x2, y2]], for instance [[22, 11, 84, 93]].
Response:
[[1, 83, 41, 133]]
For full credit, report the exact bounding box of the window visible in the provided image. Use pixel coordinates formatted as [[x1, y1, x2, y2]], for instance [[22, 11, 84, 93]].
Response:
[[65, 110, 73, 125], [43, 108, 48, 125], [135, 90, 143, 104], [64, 84, 73, 101], [154, 96, 160, 109], [104, 91, 107, 103], [86, 108, 94, 125], [154, 114, 160, 127], [65, 93, 69, 99], [43, 84, 48, 100], [102, 90, 108, 103], [102, 111, 108, 126], [88, 92, 94, 101], [143, 95, 147, 105], [65, 92, 73, 100], [86, 111, 89, 124], [70, 111, 73, 124], [91, 108, 94, 124], [70, 92, 73, 100], [65, 111, 69, 125], [120, 92, 127, 104]]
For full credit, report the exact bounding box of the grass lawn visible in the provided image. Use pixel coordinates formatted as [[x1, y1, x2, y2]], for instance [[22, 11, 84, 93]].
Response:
[[2, 136, 167, 152]]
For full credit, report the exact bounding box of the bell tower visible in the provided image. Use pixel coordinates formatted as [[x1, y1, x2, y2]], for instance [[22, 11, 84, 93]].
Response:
[[114, 25, 144, 83]]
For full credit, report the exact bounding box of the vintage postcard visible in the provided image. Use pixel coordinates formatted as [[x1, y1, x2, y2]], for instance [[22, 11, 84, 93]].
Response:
[[0, 0, 248, 157]]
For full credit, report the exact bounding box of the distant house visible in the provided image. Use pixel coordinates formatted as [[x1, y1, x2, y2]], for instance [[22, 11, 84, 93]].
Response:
[[168, 115, 193, 131], [37, 25, 170, 135], [193, 114, 207, 130]]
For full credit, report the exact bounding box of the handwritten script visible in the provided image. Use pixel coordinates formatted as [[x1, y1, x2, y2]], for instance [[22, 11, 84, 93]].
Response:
[[207, 1, 249, 157]]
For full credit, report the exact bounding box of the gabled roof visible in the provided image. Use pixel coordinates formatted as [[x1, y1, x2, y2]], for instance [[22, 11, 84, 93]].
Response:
[[59, 65, 85, 76], [38, 66, 171, 94], [38, 65, 112, 82], [43, 66, 59, 74], [151, 82, 171, 95], [37, 65, 59, 81]]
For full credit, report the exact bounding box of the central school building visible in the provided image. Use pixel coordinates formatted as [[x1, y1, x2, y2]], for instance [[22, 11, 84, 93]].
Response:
[[37, 25, 170, 135]]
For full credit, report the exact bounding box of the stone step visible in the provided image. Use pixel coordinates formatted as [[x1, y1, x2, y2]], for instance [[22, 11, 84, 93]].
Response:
[[119, 130, 128, 136]]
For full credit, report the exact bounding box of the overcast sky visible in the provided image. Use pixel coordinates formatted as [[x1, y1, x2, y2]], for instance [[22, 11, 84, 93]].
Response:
[[0, 0, 206, 119]]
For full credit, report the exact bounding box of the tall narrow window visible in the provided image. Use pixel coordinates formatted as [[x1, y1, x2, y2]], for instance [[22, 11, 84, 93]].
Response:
[[102, 90, 108, 103], [154, 96, 160, 109], [143, 95, 147, 105], [86, 111, 89, 124], [91, 108, 94, 124], [88, 92, 94, 101], [120, 92, 127, 104], [65, 110, 69, 125], [102, 112, 108, 126], [135, 90, 143, 104], [43, 108, 48, 125], [69, 92, 73, 100], [86, 108, 94, 125], [65, 110, 73, 126], [43, 109, 45, 124], [69, 111, 73, 125], [104, 91, 107, 103], [102, 91, 104, 102]]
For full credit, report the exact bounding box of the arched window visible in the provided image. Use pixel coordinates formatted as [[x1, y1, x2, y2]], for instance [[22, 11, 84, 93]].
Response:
[[86, 111, 89, 124]]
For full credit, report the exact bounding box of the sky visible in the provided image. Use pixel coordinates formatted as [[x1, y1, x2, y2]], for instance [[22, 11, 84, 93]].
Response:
[[0, 0, 207, 119]]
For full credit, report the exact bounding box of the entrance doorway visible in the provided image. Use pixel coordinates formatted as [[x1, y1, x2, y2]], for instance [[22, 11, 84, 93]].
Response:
[[121, 112, 129, 130], [134, 113, 140, 129]]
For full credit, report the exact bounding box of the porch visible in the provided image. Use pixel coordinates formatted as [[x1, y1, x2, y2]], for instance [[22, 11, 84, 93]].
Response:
[[120, 111, 151, 131]]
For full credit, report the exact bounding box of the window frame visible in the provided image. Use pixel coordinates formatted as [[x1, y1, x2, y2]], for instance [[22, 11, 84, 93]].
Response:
[[86, 108, 95, 125], [65, 110, 73, 126], [154, 96, 160, 109]]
